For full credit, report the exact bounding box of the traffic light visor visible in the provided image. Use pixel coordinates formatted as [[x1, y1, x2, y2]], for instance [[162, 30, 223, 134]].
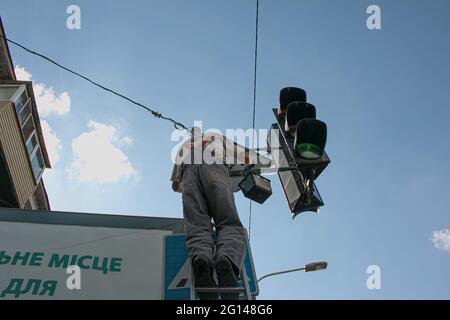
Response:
[[278, 87, 307, 114], [285, 102, 316, 133]]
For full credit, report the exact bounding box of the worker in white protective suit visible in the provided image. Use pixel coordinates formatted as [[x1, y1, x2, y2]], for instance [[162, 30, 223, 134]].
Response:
[[171, 127, 251, 300]]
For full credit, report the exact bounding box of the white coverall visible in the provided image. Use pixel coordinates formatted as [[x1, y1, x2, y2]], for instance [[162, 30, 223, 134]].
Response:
[[171, 133, 247, 273]]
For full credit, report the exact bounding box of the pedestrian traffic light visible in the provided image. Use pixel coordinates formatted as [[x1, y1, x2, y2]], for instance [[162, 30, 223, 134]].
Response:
[[267, 87, 330, 219]]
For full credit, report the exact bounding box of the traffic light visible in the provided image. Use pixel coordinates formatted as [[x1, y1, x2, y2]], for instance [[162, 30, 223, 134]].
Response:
[[267, 87, 330, 219]]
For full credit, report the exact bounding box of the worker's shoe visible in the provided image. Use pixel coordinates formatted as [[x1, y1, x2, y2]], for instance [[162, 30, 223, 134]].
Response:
[[215, 256, 240, 300], [192, 254, 218, 300]]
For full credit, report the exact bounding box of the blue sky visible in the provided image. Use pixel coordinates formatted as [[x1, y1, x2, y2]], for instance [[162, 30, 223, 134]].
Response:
[[1, 0, 449, 299]]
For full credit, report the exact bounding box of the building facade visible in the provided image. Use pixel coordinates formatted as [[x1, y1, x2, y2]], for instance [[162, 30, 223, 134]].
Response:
[[0, 17, 51, 210]]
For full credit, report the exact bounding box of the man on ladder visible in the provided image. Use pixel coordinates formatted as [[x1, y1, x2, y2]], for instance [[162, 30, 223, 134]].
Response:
[[171, 127, 251, 300]]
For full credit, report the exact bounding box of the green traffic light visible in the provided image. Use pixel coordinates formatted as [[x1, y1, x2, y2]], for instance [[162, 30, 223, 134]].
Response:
[[296, 143, 322, 159]]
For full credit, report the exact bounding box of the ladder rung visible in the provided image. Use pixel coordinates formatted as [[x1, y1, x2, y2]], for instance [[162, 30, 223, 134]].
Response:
[[195, 287, 246, 293]]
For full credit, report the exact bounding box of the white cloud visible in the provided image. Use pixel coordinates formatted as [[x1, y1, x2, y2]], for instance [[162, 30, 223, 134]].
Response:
[[15, 65, 32, 81], [119, 136, 133, 146], [33, 84, 70, 117], [40, 120, 62, 167], [67, 120, 136, 184], [14, 65, 71, 117], [431, 229, 450, 253]]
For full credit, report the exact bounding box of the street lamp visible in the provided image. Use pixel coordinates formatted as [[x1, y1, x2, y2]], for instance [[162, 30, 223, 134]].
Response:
[[257, 261, 328, 284]]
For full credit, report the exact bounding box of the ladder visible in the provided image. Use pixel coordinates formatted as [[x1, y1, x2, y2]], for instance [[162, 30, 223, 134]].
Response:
[[189, 260, 254, 300]]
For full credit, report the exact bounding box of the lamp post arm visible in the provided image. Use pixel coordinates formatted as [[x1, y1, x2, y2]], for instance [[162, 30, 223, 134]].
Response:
[[257, 267, 305, 284]]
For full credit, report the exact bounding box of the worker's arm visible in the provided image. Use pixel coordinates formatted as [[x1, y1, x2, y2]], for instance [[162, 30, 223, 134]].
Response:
[[170, 163, 183, 193], [219, 134, 254, 165], [172, 181, 182, 193], [234, 142, 254, 167], [244, 151, 251, 165]]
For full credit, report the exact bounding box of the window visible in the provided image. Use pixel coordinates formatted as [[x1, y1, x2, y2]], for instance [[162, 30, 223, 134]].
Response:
[[14, 90, 28, 114], [19, 100, 32, 125], [26, 133, 38, 156], [22, 115, 35, 143], [31, 147, 44, 181]]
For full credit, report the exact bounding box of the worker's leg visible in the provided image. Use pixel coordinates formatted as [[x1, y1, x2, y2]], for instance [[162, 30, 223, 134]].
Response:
[[182, 164, 218, 300], [182, 165, 215, 263], [199, 164, 246, 273]]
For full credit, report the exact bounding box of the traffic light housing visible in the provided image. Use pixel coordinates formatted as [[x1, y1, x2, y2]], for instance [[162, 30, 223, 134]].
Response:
[[267, 87, 330, 218]]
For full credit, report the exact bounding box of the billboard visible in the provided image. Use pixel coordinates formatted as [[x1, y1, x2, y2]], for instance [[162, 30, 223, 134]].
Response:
[[0, 208, 184, 300]]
